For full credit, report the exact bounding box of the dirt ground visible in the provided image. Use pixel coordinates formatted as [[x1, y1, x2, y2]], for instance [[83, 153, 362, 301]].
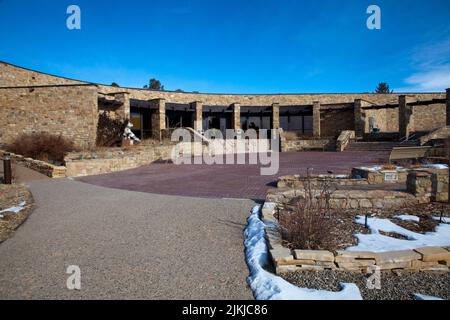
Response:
[[0, 184, 34, 243]]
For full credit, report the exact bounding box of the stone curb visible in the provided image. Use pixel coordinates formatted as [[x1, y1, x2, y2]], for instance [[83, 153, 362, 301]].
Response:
[[0, 150, 66, 178]]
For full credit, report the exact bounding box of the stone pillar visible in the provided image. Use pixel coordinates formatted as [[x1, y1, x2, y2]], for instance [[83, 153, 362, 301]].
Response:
[[231, 103, 241, 130], [446, 88, 450, 126], [354, 99, 364, 138], [190, 101, 203, 131], [272, 103, 280, 129], [312, 101, 321, 137], [150, 98, 166, 140], [399, 95, 415, 139], [116, 93, 130, 120]]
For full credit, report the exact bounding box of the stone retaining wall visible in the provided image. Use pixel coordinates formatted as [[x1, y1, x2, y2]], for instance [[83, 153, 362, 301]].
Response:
[[261, 203, 450, 274], [277, 175, 369, 189], [281, 138, 335, 152], [65, 145, 175, 177], [0, 150, 66, 178], [266, 187, 422, 210]]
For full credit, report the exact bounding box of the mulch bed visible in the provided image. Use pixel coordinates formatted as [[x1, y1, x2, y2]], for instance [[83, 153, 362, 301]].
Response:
[[0, 184, 34, 243], [281, 270, 450, 300]]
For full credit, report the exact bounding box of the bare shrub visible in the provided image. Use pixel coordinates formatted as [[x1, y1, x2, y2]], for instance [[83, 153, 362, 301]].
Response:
[[6, 133, 78, 164], [96, 112, 128, 147], [278, 170, 336, 250]]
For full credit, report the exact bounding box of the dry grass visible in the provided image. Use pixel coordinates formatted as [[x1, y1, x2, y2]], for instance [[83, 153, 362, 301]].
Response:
[[6, 133, 78, 164], [278, 170, 338, 250]]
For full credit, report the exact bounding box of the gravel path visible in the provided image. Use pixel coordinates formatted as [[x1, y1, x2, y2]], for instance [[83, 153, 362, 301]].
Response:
[[0, 179, 255, 299], [282, 270, 449, 300]]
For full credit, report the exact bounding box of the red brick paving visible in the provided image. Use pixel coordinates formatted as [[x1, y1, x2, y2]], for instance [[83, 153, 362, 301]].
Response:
[[78, 151, 389, 200]]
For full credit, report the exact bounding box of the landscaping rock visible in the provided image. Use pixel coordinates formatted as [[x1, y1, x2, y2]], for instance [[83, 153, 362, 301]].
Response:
[[335, 251, 377, 260], [375, 250, 422, 264], [294, 250, 334, 262], [414, 246, 450, 262], [270, 247, 294, 263]]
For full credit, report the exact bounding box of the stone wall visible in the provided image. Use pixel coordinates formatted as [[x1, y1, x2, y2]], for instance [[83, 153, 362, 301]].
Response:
[[0, 62, 444, 107], [412, 103, 447, 133], [277, 175, 369, 189], [65, 145, 174, 177], [363, 107, 399, 133], [336, 130, 355, 152], [281, 138, 335, 152], [320, 108, 355, 137], [0, 150, 66, 178], [352, 167, 409, 184], [0, 85, 98, 149]]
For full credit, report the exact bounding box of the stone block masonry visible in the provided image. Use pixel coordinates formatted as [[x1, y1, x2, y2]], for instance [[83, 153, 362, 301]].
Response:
[[0, 150, 66, 178], [0, 85, 98, 149]]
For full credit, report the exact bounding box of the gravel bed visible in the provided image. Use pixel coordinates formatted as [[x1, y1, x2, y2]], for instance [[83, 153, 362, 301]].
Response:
[[282, 270, 450, 300], [0, 184, 33, 243]]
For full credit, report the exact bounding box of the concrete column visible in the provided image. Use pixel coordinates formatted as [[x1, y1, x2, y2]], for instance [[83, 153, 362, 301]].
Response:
[[312, 101, 321, 137], [190, 101, 203, 131], [446, 88, 450, 126], [272, 103, 280, 129], [150, 98, 166, 140], [231, 103, 241, 130], [399, 95, 415, 139]]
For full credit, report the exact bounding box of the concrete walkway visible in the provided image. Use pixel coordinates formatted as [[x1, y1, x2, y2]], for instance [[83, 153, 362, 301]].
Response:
[[0, 179, 255, 299]]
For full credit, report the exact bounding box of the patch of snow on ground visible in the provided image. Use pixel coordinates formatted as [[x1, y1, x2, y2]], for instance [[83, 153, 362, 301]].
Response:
[[358, 166, 383, 172], [346, 216, 450, 252], [394, 215, 420, 223], [245, 206, 362, 300], [433, 216, 450, 223], [423, 164, 448, 170], [0, 201, 26, 214], [414, 293, 443, 300]]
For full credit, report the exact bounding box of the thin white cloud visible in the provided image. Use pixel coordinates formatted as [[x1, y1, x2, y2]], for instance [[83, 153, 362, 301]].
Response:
[[397, 37, 450, 92], [398, 65, 450, 92]]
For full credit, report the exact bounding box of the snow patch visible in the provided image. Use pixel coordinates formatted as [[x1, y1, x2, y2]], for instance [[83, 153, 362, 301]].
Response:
[[432, 216, 450, 224], [245, 205, 362, 300], [0, 201, 26, 215], [394, 215, 420, 223], [414, 293, 443, 301], [346, 216, 450, 252], [422, 164, 448, 170]]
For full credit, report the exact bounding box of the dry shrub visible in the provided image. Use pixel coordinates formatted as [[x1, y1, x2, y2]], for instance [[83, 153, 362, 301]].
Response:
[[382, 164, 397, 170], [6, 132, 78, 164], [278, 170, 336, 250], [96, 112, 128, 147]]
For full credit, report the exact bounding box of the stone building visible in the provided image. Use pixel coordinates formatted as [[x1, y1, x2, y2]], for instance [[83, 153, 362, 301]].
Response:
[[0, 61, 449, 149]]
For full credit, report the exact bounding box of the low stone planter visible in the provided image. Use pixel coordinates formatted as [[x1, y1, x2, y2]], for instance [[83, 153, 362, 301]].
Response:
[[352, 167, 408, 184], [0, 150, 66, 178], [277, 175, 368, 189], [261, 203, 450, 274], [266, 187, 422, 210]]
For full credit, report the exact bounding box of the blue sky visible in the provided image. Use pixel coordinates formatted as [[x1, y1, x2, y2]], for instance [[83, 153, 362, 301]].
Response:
[[0, 0, 449, 93]]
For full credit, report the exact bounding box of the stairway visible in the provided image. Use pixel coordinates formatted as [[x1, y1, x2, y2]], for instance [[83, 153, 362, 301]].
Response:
[[345, 140, 419, 152]]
